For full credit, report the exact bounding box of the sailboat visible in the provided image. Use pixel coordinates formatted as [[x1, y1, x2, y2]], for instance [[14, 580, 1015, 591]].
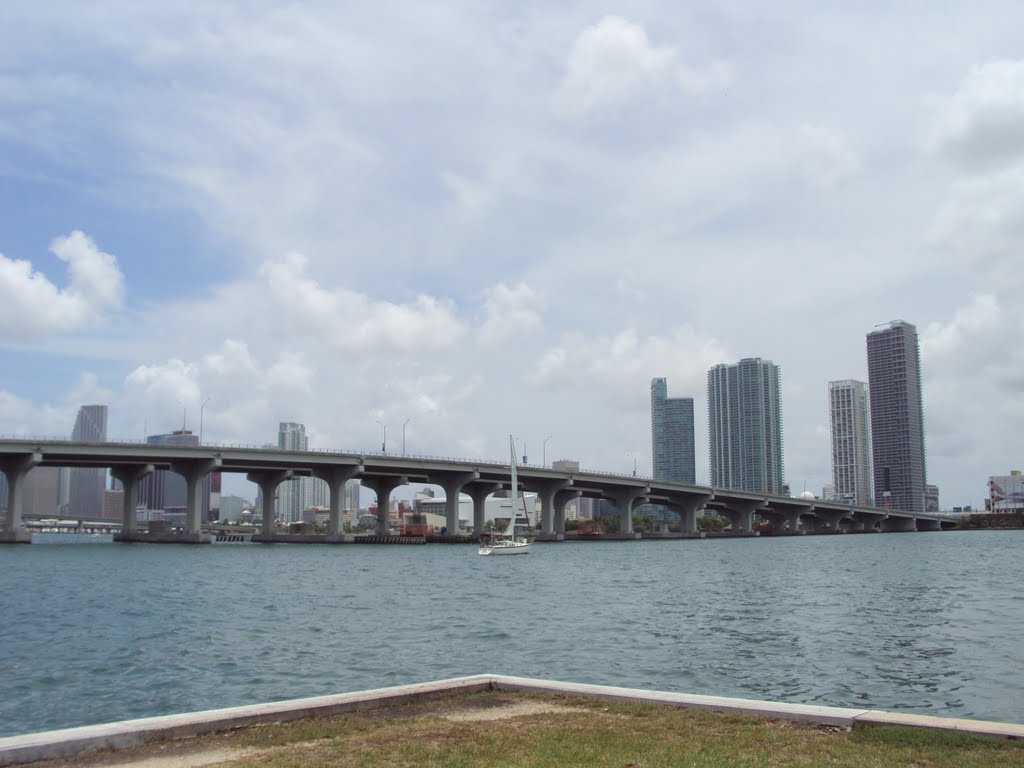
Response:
[[478, 436, 532, 555]]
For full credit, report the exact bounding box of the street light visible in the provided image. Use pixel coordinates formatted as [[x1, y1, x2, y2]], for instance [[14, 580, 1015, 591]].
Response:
[[377, 419, 387, 453], [543, 435, 553, 467], [402, 418, 411, 456], [626, 451, 637, 477], [174, 399, 187, 432], [199, 396, 212, 445]]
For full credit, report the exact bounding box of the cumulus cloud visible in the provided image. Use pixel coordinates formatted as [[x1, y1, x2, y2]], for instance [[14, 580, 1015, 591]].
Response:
[[259, 252, 466, 351], [475, 283, 543, 344], [0, 231, 124, 340], [928, 59, 1024, 168], [557, 15, 731, 115]]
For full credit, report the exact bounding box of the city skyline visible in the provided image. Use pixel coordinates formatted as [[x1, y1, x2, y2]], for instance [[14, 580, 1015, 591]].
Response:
[[1, 5, 1022, 510]]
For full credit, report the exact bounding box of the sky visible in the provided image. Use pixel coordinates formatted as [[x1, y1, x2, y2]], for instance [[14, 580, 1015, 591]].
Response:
[[1, 2, 1023, 509]]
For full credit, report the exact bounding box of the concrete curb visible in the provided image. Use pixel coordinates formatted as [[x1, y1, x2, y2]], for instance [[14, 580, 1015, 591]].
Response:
[[2, 674, 1021, 766]]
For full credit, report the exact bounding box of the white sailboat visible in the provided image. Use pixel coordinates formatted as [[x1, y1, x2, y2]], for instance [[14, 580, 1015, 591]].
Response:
[[478, 436, 532, 556]]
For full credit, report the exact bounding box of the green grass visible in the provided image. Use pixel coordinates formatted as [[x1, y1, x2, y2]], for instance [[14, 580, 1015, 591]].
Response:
[[42, 692, 1024, 768]]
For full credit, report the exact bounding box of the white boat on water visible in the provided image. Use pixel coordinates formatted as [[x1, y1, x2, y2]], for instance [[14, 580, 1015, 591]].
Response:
[[479, 436, 532, 556]]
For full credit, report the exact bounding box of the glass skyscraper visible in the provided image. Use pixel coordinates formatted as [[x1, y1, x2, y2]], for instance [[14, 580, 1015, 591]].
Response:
[[828, 380, 872, 505], [707, 358, 784, 494], [67, 404, 107, 517], [650, 378, 695, 483], [866, 320, 926, 513]]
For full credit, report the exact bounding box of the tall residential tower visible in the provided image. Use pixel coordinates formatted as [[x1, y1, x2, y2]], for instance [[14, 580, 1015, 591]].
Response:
[[650, 378, 696, 483], [67, 404, 107, 517], [866, 320, 927, 513], [707, 358, 784, 494], [828, 380, 872, 506]]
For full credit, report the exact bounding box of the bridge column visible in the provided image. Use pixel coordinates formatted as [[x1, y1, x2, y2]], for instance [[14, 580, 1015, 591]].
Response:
[[313, 464, 363, 538], [468, 483, 500, 536], [436, 471, 479, 535], [815, 509, 847, 533], [0, 452, 41, 543], [248, 470, 294, 537], [612, 487, 648, 535], [110, 464, 153, 533], [720, 500, 761, 534], [553, 488, 582, 536], [363, 476, 407, 535], [532, 479, 573, 535], [881, 515, 917, 532], [171, 458, 222, 535], [672, 495, 711, 535]]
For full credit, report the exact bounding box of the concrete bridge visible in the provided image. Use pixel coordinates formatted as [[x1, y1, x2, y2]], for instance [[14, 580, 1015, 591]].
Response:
[[0, 439, 955, 544]]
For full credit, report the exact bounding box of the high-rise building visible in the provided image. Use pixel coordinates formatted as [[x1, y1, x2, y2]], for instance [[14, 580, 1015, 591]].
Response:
[[828, 380, 872, 506], [650, 378, 696, 483], [866, 320, 927, 513], [277, 422, 327, 523], [67, 404, 107, 517], [707, 358, 785, 494]]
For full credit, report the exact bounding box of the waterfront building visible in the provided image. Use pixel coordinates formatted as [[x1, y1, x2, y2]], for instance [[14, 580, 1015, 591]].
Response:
[[988, 471, 1023, 512], [866, 320, 927, 513], [650, 378, 696, 483], [707, 358, 785, 494], [828, 380, 872, 506], [67, 404, 108, 517]]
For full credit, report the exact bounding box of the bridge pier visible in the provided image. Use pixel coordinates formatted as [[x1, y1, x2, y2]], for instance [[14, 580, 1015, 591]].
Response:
[[670, 494, 712, 535], [248, 469, 294, 538], [0, 452, 41, 543], [720, 500, 761, 535], [110, 464, 154, 533], [313, 464, 363, 538], [815, 510, 847, 534], [362, 476, 407, 535], [171, 458, 222, 536], [532, 479, 573, 535], [467, 482, 500, 536], [881, 515, 917, 532], [612, 487, 648, 536], [552, 488, 581, 537], [435, 471, 478, 535]]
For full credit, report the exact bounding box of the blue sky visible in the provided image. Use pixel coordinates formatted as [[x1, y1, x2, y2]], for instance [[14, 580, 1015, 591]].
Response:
[[2, 2, 1023, 507]]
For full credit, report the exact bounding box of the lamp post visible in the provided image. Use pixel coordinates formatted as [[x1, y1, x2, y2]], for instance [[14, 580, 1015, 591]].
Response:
[[543, 435, 553, 467], [402, 419, 411, 456], [174, 399, 187, 432], [377, 419, 387, 453], [199, 396, 212, 445], [626, 451, 637, 477]]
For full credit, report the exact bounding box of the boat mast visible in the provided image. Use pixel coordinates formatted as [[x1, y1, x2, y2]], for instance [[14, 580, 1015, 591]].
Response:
[[507, 434, 519, 537]]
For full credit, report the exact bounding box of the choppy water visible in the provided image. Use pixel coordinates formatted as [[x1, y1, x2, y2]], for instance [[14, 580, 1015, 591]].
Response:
[[1, 530, 1022, 736]]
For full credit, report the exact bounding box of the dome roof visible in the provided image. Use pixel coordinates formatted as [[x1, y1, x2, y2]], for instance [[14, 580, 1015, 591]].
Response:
[[799, 490, 816, 500]]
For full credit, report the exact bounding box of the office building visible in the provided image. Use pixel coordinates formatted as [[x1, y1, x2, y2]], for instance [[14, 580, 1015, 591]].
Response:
[[866, 320, 927, 513], [707, 358, 785, 494], [988, 471, 1024, 513], [67, 404, 108, 517], [828, 380, 872, 506], [650, 378, 696, 483], [277, 422, 328, 523]]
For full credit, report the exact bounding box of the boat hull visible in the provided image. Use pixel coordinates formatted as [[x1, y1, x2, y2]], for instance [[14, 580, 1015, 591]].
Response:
[[478, 540, 531, 555]]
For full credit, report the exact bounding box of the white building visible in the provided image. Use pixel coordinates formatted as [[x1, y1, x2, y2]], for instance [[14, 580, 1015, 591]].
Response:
[[277, 422, 329, 523], [829, 379, 873, 506]]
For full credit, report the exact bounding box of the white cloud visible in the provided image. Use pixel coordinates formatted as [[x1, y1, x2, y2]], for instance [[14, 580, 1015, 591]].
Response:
[[929, 59, 1024, 168], [0, 231, 124, 340], [475, 283, 543, 345], [557, 15, 731, 115]]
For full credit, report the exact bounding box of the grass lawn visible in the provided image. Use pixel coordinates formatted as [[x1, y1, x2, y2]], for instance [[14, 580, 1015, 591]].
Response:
[[36, 691, 1024, 768]]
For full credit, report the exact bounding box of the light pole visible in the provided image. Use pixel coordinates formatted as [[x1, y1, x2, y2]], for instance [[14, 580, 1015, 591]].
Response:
[[199, 396, 212, 444], [377, 419, 387, 453], [626, 451, 637, 477], [174, 399, 187, 432], [402, 418, 411, 456], [543, 435, 553, 467]]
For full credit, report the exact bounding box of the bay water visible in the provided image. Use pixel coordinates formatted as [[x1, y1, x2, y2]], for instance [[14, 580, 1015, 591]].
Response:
[[1, 530, 1022, 737]]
